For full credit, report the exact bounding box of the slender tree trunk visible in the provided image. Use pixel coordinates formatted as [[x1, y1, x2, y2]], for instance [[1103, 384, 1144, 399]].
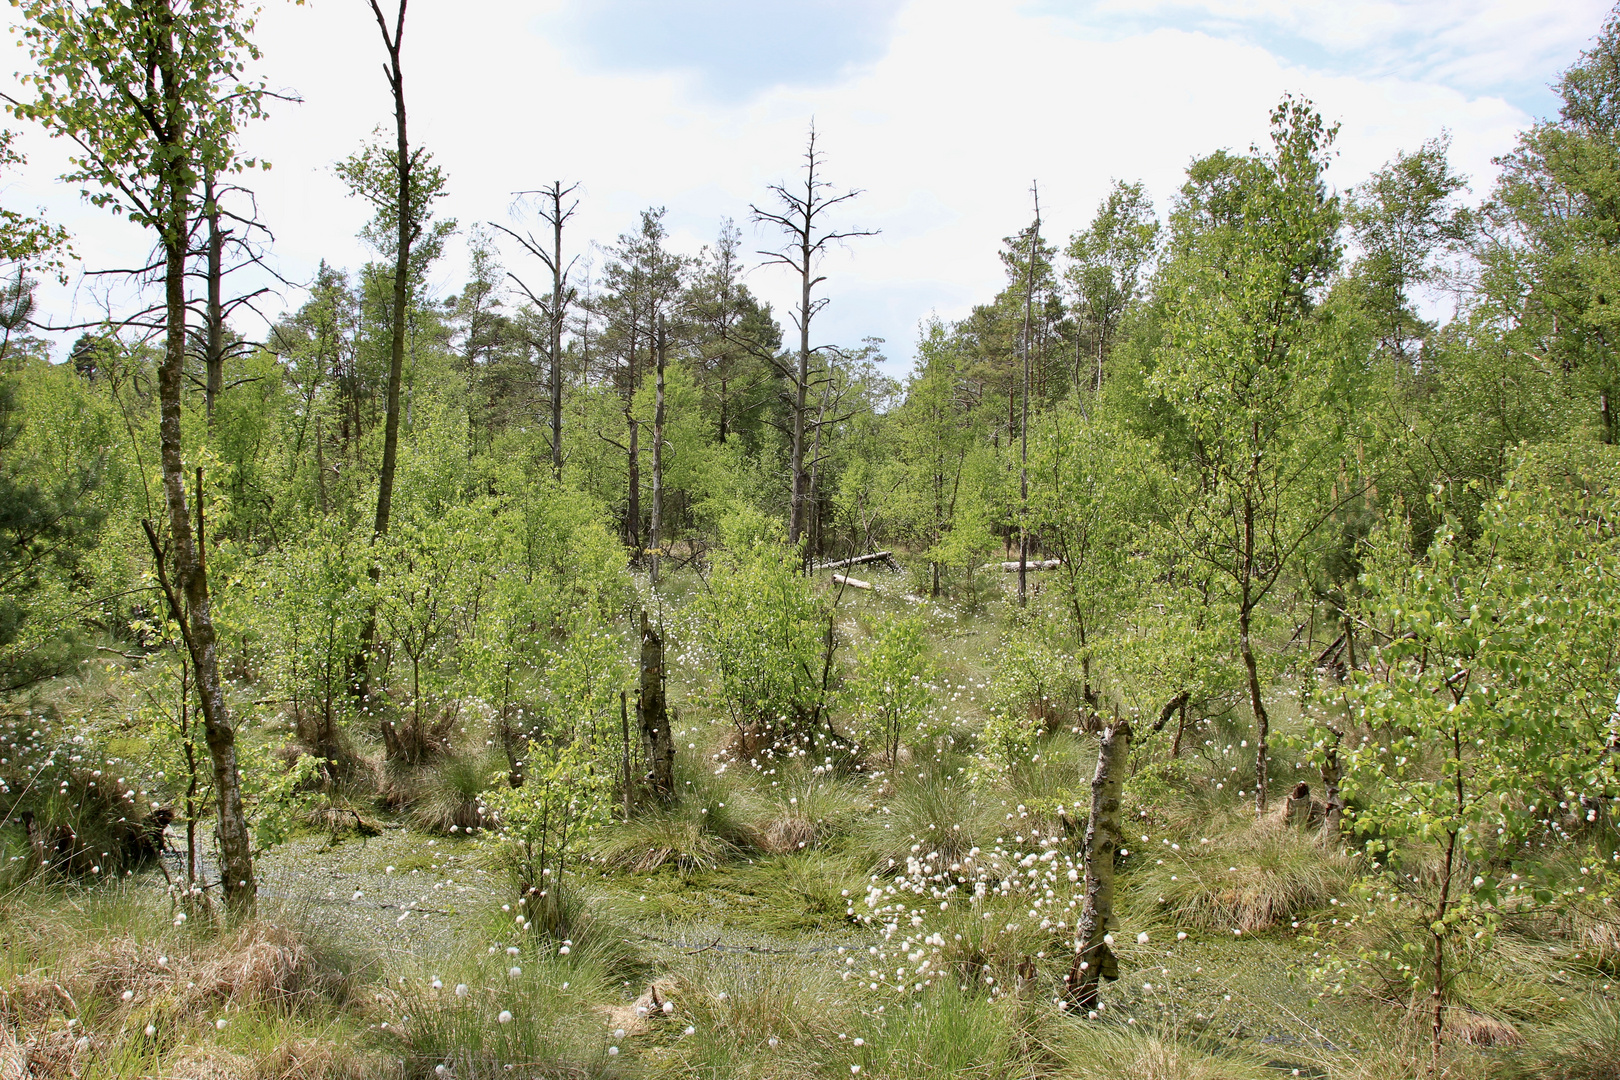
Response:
[[1241, 487, 1270, 814], [790, 244, 811, 546], [1066, 716, 1131, 1007], [1241, 604, 1269, 814], [1018, 185, 1040, 607], [638, 611, 674, 802], [718, 375, 729, 444], [354, 0, 414, 719], [203, 173, 225, 427], [550, 192, 566, 480], [627, 406, 641, 551], [650, 317, 666, 583], [620, 689, 632, 818]]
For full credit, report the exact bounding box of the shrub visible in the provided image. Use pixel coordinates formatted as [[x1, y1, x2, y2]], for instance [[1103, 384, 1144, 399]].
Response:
[[480, 738, 611, 936], [690, 507, 836, 748], [846, 611, 934, 765]]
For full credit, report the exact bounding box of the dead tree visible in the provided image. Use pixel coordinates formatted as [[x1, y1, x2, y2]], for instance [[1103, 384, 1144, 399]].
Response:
[[751, 124, 875, 547], [1065, 714, 1131, 1008], [351, 0, 419, 717], [493, 180, 579, 480], [638, 611, 675, 802], [1017, 183, 1041, 607], [191, 172, 277, 425], [650, 316, 668, 583]]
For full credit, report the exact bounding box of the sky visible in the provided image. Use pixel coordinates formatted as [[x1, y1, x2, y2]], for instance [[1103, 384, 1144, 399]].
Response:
[[1, 0, 1612, 374]]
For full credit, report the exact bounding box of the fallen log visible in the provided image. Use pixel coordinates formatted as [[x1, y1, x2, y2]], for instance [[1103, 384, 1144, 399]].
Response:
[[984, 558, 1063, 572], [832, 574, 871, 590], [813, 550, 896, 572]]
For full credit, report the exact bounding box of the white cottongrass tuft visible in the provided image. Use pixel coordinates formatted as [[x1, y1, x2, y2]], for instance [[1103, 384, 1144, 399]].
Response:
[[498, 1010, 513, 1024]]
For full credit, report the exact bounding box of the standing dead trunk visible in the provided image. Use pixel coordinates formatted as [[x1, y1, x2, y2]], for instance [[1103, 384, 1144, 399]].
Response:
[[650, 317, 666, 584], [494, 181, 577, 480], [626, 406, 641, 552], [353, 0, 415, 715], [1283, 782, 1313, 827], [1017, 184, 1040, 608], [638, 611, 674, 802], [750, 125, 874, 546], [547, 187, 572, 480], [202, 173, 226, 427], [1065, 715, 1131, 1008]]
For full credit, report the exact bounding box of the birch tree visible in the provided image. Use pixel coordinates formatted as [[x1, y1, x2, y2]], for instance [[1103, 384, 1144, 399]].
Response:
[[9, 0, 271, 918]]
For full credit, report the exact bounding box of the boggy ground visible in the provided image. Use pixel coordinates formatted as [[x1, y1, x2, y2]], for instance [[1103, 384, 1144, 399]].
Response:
[[1, 572, 1616, 1079]]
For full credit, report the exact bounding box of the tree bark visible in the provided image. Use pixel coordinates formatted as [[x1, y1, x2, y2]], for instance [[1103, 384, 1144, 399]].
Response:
[[1242, 610, 1270, 814], [638, 611, 674, 802], [1065, 715, 1131, 1008]]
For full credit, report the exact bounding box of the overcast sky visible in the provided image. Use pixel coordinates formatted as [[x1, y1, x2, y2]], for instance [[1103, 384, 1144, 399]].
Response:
[[2, 0, 1612, 372]]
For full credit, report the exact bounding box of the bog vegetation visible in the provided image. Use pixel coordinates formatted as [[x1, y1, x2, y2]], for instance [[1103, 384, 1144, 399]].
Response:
[[0, 1, 1618, 1078]]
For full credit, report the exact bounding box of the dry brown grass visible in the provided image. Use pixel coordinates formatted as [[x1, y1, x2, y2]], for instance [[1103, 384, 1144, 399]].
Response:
[[754, 810, 816, 854], [248, 1038, 373, 1080], [71, 920, 355, 1019], [1446, 1009, 1522, 1048]]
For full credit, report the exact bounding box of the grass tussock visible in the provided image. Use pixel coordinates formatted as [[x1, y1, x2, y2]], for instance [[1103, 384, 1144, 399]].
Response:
[[749, 771, 864, 855], [848, 770, 1001, 874], [1524, 997, 1620, 1080], [408, 749, 499, 835], [0, 889, 372, 1080], [593, 804, 740, 872], [380, 942, 632, 1080], [1128, 815, 1354, 933], [1052, 1018, 1275, 1080], [663, 951, 855, 1075]]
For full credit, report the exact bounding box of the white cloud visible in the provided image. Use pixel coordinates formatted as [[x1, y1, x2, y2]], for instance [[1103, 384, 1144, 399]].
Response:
[[0, 0, 1599, 370]]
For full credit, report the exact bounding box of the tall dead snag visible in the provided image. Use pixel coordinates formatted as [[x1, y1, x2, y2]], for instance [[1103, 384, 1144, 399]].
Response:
[[649, 316, 667, 583], [351, 0, 415, 716], [638, 611, 675, 802], [494, 180, 579, 480], [751, 124, 875, 548], [1017, 182, 1040, 607], [1065, 715, 1132, 1008]]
